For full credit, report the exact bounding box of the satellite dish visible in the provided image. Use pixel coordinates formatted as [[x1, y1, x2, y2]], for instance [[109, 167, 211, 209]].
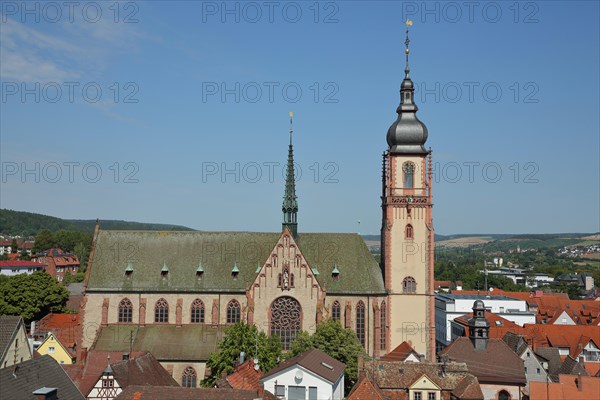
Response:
[[295, 370, 304, 381], [489, 287, 494, 292]]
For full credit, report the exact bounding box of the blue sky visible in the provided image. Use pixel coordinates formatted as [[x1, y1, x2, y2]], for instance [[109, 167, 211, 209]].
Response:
[[1, 1, 599, 235]]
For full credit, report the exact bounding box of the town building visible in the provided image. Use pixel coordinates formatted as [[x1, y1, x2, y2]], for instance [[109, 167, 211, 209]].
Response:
[[0, 315, 32, 369], [529, 373, 599, 400], [502, 332, 549, 390], [260, 348, 345, 400], [439, 301, 527, 400], [37, 332, 75, 365], [380, 341, 422, 362], [31, 248, 80, 281], [0, 260, 46, 276], [0, 355, 85, 400], [78, 23, 437, 384], [215, 358, 262, 391], [34, 313, 79, 359], [435, 293, 535, 350]]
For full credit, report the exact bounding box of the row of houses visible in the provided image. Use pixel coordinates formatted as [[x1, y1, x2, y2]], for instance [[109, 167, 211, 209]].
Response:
[[0, 248, 81, 281]]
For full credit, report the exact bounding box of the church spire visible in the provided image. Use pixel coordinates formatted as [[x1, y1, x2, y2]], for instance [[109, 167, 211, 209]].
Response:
[[386, 19, 429, 155], [282, 112, 298, 237]]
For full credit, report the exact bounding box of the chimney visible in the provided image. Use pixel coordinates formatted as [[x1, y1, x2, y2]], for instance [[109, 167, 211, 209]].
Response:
[[221, 370, 228, 379], [123, 352, 130, 361], [357, 354, 365, 380], [32, 387, 58, 400], [239, 351, 245, 365], [578, 356, 584, 365], [80, 347, 88, 364], [576, 373, 583, 391]]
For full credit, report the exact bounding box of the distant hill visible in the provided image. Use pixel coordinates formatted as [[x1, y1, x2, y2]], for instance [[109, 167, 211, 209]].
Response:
[[0, 209, 194, 235]]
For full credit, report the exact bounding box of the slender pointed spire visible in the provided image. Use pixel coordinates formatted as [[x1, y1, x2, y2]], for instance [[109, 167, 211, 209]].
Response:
[[282, 112, 298, 237], [404, 19, 412, 78]]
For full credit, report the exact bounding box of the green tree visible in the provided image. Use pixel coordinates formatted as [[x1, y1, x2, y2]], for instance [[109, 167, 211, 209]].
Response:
[[204, 322, 282, 386], [0, 271, 69, 322], [32, 229, 56, 253], [10, 238, 18, 253], [287, 318, 364, 394]]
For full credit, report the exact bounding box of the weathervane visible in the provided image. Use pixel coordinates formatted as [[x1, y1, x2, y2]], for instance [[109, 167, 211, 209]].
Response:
[[405, 19, 413, 77]]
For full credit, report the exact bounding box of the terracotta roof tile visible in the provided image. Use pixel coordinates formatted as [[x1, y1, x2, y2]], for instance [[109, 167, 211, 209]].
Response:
[[36, 313, 79, 347], [226, 359, 262, 391], [381, 341, 420, 362], [346, 376, 388, 400], [114, 385, 264, 400], [529, 374, 600, 400]]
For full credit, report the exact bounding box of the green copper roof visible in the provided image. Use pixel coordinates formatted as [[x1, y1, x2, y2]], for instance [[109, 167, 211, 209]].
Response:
[[311, 266, 320, 276], [125, 262, 134, 272], [255, 262, 262, 273], [86, 230, 385, 294], [196, 262, 204, 273], [231, 262, 240, 273], [332, 264, 340, 274], [161, 262, 169, 273]]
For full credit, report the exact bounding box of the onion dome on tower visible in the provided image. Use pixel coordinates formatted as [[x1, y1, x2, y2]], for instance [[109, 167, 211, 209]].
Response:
[[387, 20, 429, 154]]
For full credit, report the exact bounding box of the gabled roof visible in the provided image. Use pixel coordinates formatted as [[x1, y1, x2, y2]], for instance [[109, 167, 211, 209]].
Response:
[[109, 353, 179, 389], [520, 324, 600, 359], [39, 332, 75, 359], [0, 315, 23, 362], [113, 385, 270, 400], [529, 374, 600, 400], [92, 324, 226, 361], [557, 355, 588, 377], [86, 230, 385, 294], [439, 337, 526, 385], [261, 348, 345, 384], [36, 313, 79, 347], [0, 355, 85, 400], [346, 376, 388, 400], [0, 260, 46, 268], [453, 311, 521, 340], [381, 341, 420, 362], [502, 332, 529, 356], [225, 359, 262, 391]]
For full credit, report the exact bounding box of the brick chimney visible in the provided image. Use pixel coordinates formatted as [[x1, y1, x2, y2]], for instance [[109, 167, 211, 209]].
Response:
[[357, 354, 365, 380], [576, 373, 583, 391]]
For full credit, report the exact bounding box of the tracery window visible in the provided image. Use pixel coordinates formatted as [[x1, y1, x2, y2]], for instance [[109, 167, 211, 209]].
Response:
[[270, 296, 302, 351], [331, 301, 341, 322], [356, 301, 365, 348], [403, 277, 417, 294], [118, 298, 132, 323], [154, 298, 169, 323], [191, 299, 205, 323], [181, 367, 197, 388], [380, 301, 387, 351], [403, 162, 415, 188], [227, 299, 241, 324]]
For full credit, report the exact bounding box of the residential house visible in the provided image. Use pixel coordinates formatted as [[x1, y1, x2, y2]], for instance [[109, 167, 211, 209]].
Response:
[[529, 373, 600, 400], [86, 352, 179, 400], [347, 358, 484, 400], [439, 301, 526, 400], [37, 332, 75, 365], [32, 248, 80, 281], [0, 315, 32, 369], [216, 358, 262, 391], [0, 260, 46, 276], [381, 341, 421, 362], [0, 355, 85, 399], [502, 332, 549, 390], [260, 348, 345, 400], [519, 324, 600, 363]]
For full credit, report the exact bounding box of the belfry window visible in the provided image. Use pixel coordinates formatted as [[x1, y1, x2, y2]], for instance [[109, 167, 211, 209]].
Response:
[[403, 277, 417, 294], [403, 162, 415, 188], [405, 224, 414, 239]]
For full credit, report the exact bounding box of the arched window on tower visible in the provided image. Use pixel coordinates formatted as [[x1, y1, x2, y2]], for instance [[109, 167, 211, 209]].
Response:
[[403, 277, 417, 294], [405, 224, 414, 239], [226, 299, 241, 324], [118, 298, 132, 323], [331, 301, 341, 322], [191, 299, 205, 323], [356, 301, 365, 348], [380, 301, 387, 351], [181, 367, 197, 388], [154, 298, 169, 323], [403, 162, 415, 188]]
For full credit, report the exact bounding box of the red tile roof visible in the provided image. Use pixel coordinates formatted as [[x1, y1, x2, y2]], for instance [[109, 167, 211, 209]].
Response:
[[0, 260, 46, 268], [114, 386, 269, 400], [453, 312, 521, 340], [381, 341, 420, 362], [346, 376, 388, 400], [520, 324, 600, 359], [226, 359, 262, 391], [36, 313, 79, 347], [529, 374, 600, 400]]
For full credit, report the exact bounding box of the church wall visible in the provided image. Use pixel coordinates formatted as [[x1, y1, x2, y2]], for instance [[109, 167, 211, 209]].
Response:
[[160, 361, 207, 387]]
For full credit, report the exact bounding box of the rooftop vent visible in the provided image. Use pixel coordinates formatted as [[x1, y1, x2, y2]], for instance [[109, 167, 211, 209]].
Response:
[[321, 362, 334, 370]]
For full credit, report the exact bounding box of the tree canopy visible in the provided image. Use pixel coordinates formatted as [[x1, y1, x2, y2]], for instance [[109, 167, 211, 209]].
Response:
[[287, 318, 365, 394], [0, 271, 69, 322], [204, 322, 282, 386]]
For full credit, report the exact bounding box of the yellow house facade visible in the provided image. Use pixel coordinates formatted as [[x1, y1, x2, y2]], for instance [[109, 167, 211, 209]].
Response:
[[37, 332, 75, 365]]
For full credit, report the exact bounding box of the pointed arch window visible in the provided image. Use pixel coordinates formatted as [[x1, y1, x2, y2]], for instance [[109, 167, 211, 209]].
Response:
[[380, 301, 387, 351], [405, 224, 414, 239], [403, 277, 417, 294], [118, 298, 132, 323], [181, 366, 197, 388], [270, 296, 302, 351], [331, 301, 341, 322], [191, 299, 205, 323], [403, 162, 415, 188], [154, 298, 169, 323], [356, 301, 365, 348], [227, 299, 241, 324]]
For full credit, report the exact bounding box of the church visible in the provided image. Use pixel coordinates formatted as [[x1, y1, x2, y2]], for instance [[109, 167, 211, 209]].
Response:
[[79, 27, 435, 386]]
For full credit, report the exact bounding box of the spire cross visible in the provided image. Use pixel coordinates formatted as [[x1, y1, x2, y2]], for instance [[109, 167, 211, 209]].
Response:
[[404, 19, 413, 77]]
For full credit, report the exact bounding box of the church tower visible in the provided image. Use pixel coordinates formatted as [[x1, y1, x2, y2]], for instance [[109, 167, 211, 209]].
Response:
[[381, 21, 435, 360], [282, 112, 298, 238]]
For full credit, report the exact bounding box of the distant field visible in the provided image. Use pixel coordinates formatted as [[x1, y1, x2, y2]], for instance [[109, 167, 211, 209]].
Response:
[[574, 260, 600, 268], [575, 240, 600, 246], [581, 234, 600, 240], [436, 236, 493, 248], [580, 253, 600, 261]]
